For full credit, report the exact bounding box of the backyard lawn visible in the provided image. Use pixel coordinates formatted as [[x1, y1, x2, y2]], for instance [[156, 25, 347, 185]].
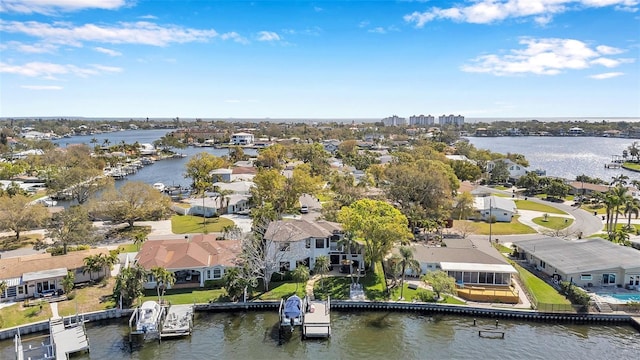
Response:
[[58, 278, 117, 316], [0, 301, 53, 329], [141, 287, 228, 304], [515, 200, 567, 214], [171, 214, 235, 234], [511, 262, 570, 306], [0, 233, 43, 251], [313, 277, 352, 300], [532, 216, 573, 230], [256, 281, 306, 300], [468, 217, 536, 235]]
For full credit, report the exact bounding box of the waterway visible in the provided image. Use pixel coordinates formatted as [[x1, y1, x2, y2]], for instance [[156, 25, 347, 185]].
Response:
[[1, 312, 638, 359], [467, 136, 638, 182]]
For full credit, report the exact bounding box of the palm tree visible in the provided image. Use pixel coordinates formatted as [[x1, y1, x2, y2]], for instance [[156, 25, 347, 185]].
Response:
[[292, 265, 310, 294], [611, 185, 629, 232], [624, 197, 640, 229], [134, 233, 147, 250], [150, 266, 176, 304], [0, 280, 7, 298], [611, 174, 629, 186], [395, 246, 421, 300], [62, 271, 75, 295], [83, 255, 101, 282], [314, 255, 330, 291], [114, 265, 147, 308]]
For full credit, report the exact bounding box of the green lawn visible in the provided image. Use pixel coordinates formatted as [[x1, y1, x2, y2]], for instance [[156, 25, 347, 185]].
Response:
[[515, 200, 567, 214], [317, 193, 332, 202], [581, 204, 607, 215], [0, 233, 43, 251], [117, 243, 139, 252], [171, 214, 235, 234], [494, 243, 513, 254], [141, 287, 228, 304], [532, 216, 573, 230], [313, 277, 352, 300], [623, 162, 640, 171], [602, 223, 640, 233], [363, 262, 388, 300], [468, 217, 537, 235], [257, 281, 306, 300], [0, 301, 52, 328], [511, 262, 570, 305]]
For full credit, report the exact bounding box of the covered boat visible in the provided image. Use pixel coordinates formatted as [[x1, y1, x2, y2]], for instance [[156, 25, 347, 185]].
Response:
[[281, 295, 304, 327]]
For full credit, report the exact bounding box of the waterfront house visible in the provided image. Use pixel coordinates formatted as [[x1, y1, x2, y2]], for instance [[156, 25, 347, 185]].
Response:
[[512, 237, 640, 289], [230, 132, 254, 146], [210, 168, 233, 182], [0, 249, 109, 302], [566, 181, 610, 196], [183, 193, 250, 216], [487, 159, 529, 180], [135, 234, 242, 289], [473, 195, 517, 222], [263, 219, 364, 273]]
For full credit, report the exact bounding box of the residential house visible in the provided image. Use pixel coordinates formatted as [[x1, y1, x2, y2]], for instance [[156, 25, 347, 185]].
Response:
[[487, 159, 529, 180], [230, 132, 254, 145], [263, 219, 364, 273], [473, 195, 517, 222], [0, 249, 109, 302], [210, 168, 233, 182], [567, 181, 610, 196], [135, 235, 242, 289], [512, 237, 640, 289], [184, 193, 250, 216]]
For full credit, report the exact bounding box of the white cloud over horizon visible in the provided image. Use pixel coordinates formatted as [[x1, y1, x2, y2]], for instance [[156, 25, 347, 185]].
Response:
[[0, 0, 128, 15], [20, 85, 63, 90], [590, 72, 624, 79], [257, 31, 281, 42], [0, 61, 123, 79], [461, 38, 633, 76], [404, 0, 639, 26], [94, 46, 122, 56]]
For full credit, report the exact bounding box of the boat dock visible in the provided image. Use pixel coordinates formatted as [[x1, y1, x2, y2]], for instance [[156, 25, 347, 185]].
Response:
[[302, 297, 331, 339], [49, 317, 90, 359], [160, 305, 194, 339]]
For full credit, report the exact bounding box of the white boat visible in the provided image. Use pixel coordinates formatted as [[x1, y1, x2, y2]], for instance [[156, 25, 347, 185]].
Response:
[[136, 301, 162, 333], [153, 182, 166, 192], [280, 295, 304, 328]]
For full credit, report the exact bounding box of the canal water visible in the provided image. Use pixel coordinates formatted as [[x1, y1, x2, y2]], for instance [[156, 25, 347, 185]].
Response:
[[1, 311, 638, 359]]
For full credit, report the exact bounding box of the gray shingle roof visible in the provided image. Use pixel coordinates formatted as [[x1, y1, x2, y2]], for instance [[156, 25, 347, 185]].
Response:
[[512, 237, 640, 273], [264, 219, 342, 242]]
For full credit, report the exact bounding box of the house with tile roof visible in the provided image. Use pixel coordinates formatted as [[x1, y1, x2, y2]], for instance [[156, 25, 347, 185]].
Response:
[[135, 234, 242, 289], [0, 248, 109, 302]]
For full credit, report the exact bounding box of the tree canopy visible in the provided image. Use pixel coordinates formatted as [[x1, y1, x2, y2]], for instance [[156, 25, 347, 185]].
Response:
[[184, 152, 227, 192], [91, 181, 171, 227], [0, 194, 49, 240]]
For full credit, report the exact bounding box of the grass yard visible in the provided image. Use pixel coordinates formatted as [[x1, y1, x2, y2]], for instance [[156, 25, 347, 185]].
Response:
[[117, 243, 139, 253], [316, 192, 332, 202], [468, 217, 536, 235], [141, 287, 228, 304], [532, 216, 573, 230], [623, 162, 640, 171], [581, 204, 607, 215], [0, 234, 43, 251], [511, 262, 570, 305], [256, 281, 306, 300], [313, 277, 352, 300], [363, 263, 388, 301], [515, 200, 567, 214], [0, 301, 53, 328], [171, 214, 235, 234], [58, 278, 117, 316]]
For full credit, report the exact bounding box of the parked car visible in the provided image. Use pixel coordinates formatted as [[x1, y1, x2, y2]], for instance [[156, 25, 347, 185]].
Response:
[[300, 205, 309, 214]]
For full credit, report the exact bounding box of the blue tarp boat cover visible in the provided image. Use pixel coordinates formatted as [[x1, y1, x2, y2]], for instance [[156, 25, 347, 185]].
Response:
[[284, 295, 302, 318]]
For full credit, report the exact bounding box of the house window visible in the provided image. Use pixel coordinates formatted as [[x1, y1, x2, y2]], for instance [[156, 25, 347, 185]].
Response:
[[580, 274, 592, 281], [213, 268, 221, 279], [602, 273, 616, 284], [315, 238, 324, 249], [539, 260, 546, 269], [207, 270, 211, 279], [279, 242, 290, 251], [18, 286, 25, 295], [306, 239, 311, 249], [279, 262, 290, 272]]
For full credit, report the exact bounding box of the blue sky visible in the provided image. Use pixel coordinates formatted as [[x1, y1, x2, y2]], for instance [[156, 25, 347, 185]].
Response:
[[1, 0, 639, 119]]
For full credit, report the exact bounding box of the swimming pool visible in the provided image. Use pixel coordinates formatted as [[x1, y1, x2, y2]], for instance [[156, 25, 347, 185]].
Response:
[[598, 293, 640, 303]]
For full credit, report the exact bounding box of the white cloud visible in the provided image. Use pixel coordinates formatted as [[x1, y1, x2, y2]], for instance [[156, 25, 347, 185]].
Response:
[[0, 40, 58, 53], [0, 0, 127, 15], [358, 21, 370, 28], [404, 0, 639, 27], [461, 38, 631, 76], [0, 61, 121, 78], [0, 20, 224, 47], [314, 6, 323, 12], [94, 46, 122, 56], [20, 85, 63, 90], [590, 72, 624, 79], [368, 27, 387, 34], [220, 32, 249, 44], [139, 15, 158, 19], [257, 31, 281, 42]]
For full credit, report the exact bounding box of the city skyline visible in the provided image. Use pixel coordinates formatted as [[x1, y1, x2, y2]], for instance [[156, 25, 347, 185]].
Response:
[[0, 0, 639, 119]]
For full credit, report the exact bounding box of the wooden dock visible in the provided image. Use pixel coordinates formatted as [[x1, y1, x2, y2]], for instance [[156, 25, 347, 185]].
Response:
[[160, 305, 194, 339], [49, 317, 90, 359], [302, 297, 331, 339]]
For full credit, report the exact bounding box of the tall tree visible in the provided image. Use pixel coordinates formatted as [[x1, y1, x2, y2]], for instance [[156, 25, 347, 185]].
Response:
[[338, 199, 413, 294], [83, 255, 101, 282], [184, 152, 227, 192], [150, 266, 176, 304], [153, 134, 186, 153], [92, 181, 171, 228], [292, 264, 310, 294], [624, 197, 640, 228], [313, 255, 330, 291], [0, 194, 49, 240], [47, 205, 96, 255], [394, 246, 421, 300], [62, 271, 75, 295], [113, 265, 147, 308], [489, 160, 510, 184]]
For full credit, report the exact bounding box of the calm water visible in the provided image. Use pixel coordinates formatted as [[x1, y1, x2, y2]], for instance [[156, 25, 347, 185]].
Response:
[[468, 136, 638, 182], [2, 311, 638, 360]]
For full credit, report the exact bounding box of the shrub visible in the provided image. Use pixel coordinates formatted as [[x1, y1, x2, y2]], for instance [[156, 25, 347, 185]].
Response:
[[559, 281, 590, 306], [204, 279, 225, 289], [415, 290, 436, 302]]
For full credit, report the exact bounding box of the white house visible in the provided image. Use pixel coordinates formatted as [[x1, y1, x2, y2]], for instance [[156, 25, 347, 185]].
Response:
[[184, 193, 250, 216], [487, 159, 529, 180], [135, 235, 242, 289], [230, 132, 254, 146], [263, 219, 364, 274], [210, 168, 233, 182], [473, 195, 517, 222], [138, 143, 157, 155]]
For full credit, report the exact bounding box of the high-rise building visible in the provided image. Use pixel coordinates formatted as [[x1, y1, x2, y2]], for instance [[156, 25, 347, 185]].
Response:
[[409, 114, 435, 126], [381, 115, 406, 126], [438, 114, 465, 126]]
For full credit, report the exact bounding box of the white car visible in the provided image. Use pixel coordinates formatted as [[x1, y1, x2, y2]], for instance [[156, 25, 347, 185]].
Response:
[[300, 205, 309, 214]]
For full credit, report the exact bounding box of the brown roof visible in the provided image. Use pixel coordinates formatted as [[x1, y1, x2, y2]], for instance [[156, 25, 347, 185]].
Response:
[[232, 166, 257, 175], [567, 182, 610, 193], [264, 219, 342, 242], [0, 248, 109, 280], [135, 234, 242, 270], [411, 245, 508, 265]]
